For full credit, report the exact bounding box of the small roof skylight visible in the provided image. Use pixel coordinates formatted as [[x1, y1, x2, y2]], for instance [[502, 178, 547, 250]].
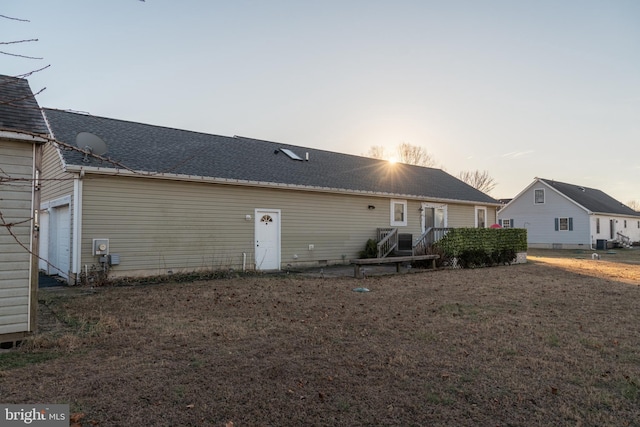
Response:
[[280, 148, 303, 161]]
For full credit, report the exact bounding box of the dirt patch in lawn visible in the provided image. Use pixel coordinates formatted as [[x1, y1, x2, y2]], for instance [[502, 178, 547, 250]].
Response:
[[2, 252, 640, 426]]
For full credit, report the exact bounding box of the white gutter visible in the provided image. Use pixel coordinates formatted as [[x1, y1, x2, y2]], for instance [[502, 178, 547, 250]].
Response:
[[64, 164, 501, 207]]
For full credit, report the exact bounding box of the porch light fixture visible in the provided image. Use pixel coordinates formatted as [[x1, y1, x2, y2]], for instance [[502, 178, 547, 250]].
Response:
[[368, 205, 375, 210]]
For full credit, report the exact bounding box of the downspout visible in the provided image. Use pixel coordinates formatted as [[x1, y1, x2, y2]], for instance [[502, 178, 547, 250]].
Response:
[[72, 169, 84, 284], [590, 214, 596, 251]]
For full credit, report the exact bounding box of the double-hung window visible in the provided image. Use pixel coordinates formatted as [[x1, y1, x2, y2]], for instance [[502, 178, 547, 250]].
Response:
[[555, 217, 573, 231], [390, 199, 407, 226], [534, 189, 545, 204]]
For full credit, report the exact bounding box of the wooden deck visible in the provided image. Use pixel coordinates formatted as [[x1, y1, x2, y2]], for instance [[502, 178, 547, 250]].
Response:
[[350, 254, 439, 278]]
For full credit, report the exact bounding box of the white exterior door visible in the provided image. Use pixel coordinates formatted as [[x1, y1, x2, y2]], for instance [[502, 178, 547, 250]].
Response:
[[38, 210, 49, 271], [421, 203, 447, 232], [49, 205, 70, 279], [255, 209, 281, 271]]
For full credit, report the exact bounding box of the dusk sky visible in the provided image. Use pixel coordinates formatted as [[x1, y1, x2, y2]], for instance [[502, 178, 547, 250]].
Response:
[[3, 1, 639, 202]]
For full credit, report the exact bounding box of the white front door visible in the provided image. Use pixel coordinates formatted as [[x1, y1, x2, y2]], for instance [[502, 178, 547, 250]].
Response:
[[255, 209, 281, 271]]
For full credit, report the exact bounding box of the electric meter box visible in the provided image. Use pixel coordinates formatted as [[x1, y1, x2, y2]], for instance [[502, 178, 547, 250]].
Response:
[[93, 238, 109, 256]]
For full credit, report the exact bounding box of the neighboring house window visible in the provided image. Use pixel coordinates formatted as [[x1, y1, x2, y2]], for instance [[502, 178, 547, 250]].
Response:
[[390, 199, 407, 226], [475, 206, 487, 228], [624, 220, 627, 228], [500, 219, 512, 228], [534, 189, 545, 204], [596, 218, 600, 234], [555, 217, 573, 231], [559, 218, 569, 231], [637, 221, 639, 229]]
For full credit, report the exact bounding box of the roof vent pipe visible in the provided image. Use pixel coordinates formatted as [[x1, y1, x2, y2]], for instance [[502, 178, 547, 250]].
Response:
[[305, 152, 309, 161]]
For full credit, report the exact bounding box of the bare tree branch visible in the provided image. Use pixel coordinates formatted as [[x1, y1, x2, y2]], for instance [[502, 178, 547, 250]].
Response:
[[0, 210, 33, 256], [365, 143, 437, 167], [396, 143, 437, 167], [14, 64, 51, 79], [0, 14, 30, 22], [366, 145, 386, 160], [0, 38, 39, 45], [0, 50, 43, 60], [457, 170, 497, 194], [0, 86, 46, 106]]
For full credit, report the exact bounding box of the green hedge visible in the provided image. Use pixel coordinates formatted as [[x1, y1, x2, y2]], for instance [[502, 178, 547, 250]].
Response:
[[435, 228, 527, 268]]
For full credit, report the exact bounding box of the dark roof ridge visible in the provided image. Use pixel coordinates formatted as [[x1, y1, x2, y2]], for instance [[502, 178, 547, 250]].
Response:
[[538, 178, 598, 191]]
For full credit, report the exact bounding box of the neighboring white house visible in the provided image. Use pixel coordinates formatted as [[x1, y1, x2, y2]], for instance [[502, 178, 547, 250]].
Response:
[[0, 75, 48, 344], [499, 177, 640, 249]]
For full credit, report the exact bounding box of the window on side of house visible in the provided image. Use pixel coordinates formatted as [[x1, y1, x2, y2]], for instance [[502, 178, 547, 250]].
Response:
[[390, 199, 407, 226], [534, 189, 545, 204], [500, 219, 512, 228], [559, 218, 569, 231], [596, 218, 600, 234], [555, 217, 573, 231], [624, 220, 627, 228]]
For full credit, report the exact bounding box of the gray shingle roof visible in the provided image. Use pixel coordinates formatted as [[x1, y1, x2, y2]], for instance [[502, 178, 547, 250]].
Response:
[[44, 108, 499, 204], [0, 75, 48, 135], [540, 178, 640, 217]]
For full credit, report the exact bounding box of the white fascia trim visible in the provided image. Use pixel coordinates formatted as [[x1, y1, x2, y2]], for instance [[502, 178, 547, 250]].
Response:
[[64, 164, 501, 207], [41, 112, 69, 169], [0, 130, 48, 143], [591, 211, 640, 220]]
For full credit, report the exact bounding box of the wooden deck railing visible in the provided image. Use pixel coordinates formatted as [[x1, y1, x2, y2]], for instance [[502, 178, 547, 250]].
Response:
[[616, 232, 632, 247], [413, 227, 452, 255], [376, 228, 398, 258], [374, 227, 452, 258]]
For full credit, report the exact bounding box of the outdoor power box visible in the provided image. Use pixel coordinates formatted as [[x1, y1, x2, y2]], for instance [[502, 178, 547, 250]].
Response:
[[93, 238, 109, 256]]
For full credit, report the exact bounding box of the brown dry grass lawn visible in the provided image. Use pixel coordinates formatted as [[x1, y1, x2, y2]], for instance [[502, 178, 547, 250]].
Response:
[[2, 249, 640, 426]]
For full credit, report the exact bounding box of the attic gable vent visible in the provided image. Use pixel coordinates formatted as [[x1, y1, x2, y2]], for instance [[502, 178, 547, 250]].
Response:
[[280, 148, 303, 161]]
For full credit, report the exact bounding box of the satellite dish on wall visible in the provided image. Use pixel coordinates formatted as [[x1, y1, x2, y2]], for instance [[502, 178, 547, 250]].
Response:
[[76, 132, 107, 162]]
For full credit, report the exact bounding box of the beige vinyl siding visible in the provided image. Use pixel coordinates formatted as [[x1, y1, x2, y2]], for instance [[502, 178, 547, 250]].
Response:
[[447, 204, 475, 227], [446, 204, 497, 228], [41, 142, 74, 202], [0, 140, 33, 335], [81, 176, 387, 274], [78, 175, 494, 277]]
